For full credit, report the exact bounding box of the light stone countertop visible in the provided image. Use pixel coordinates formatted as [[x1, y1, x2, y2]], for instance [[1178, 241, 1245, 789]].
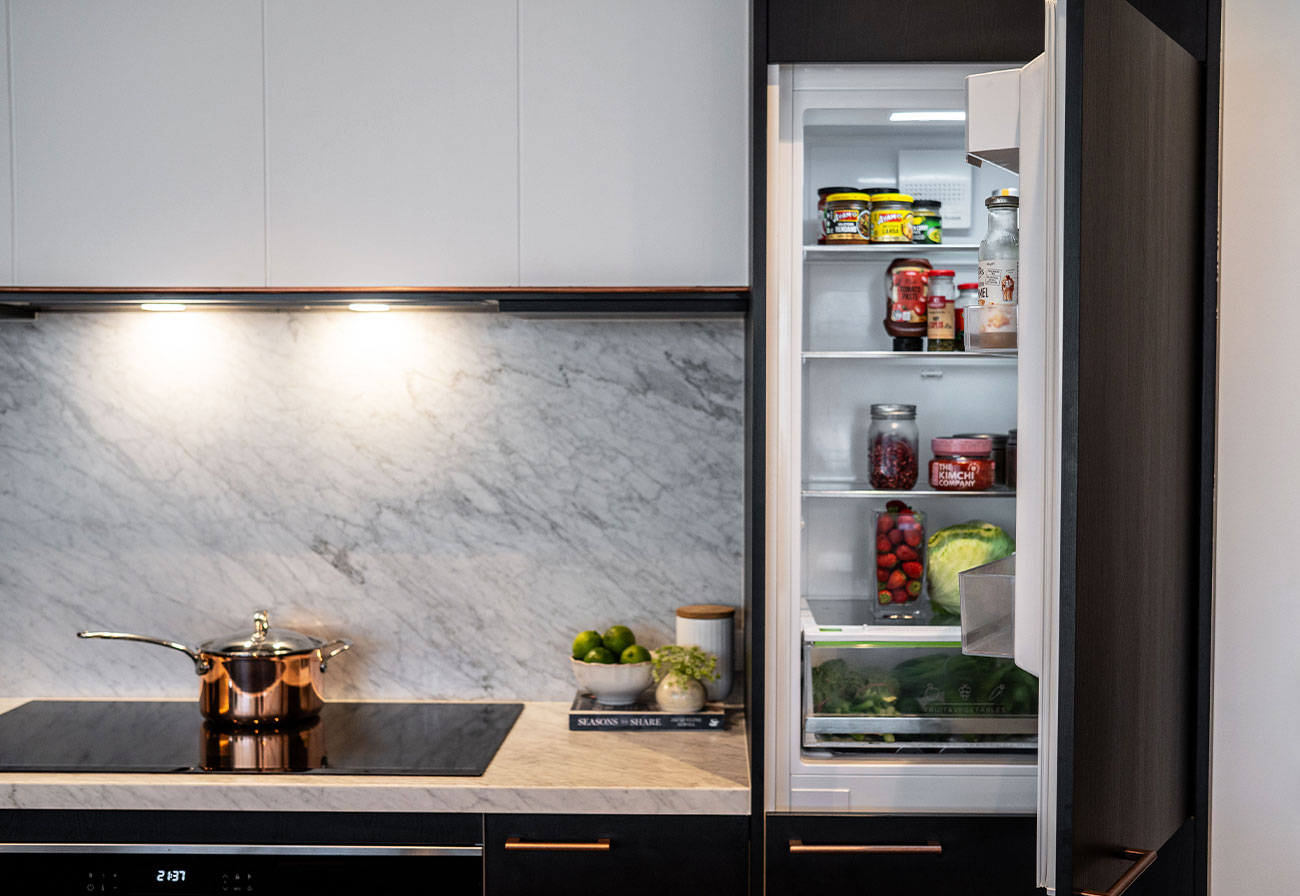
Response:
[[0, 699, 750, 815]]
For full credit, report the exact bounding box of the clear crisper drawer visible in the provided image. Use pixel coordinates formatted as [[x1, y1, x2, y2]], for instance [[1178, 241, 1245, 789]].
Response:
[[803, 641, 1037, 752]]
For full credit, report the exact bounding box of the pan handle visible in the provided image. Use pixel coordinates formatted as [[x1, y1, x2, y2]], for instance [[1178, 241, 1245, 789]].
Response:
[[317, 639, 352, 672], [77, 631, 210, 673]]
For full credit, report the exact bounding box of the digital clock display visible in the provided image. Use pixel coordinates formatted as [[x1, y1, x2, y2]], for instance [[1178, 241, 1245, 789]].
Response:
[[156, 869, 188, 883]]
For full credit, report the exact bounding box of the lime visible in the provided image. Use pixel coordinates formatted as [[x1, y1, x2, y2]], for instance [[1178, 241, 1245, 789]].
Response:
[[571, 630, 603, 660], [619, 644, 651, 664], [602, 625, 636, 656], [583, 646, 617, 664]]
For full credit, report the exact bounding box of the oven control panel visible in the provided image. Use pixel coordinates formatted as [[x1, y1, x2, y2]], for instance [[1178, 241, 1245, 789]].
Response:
[[7, 853, 482, 894]]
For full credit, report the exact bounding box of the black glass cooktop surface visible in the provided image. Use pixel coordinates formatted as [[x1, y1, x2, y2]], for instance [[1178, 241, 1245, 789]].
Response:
[[0, 701, 523, 775]]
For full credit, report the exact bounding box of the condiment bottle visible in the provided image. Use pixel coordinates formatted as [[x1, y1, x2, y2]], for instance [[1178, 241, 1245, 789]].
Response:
[[955, 282, 980, 351], [929, 437, 996, 491], [926, 269, 956, 351], [883, 257, 930, 348], [978, 188, 1019, 305]]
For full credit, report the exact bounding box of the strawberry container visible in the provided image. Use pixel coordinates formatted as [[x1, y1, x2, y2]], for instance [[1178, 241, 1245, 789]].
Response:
[[871, 503, 927, 621]]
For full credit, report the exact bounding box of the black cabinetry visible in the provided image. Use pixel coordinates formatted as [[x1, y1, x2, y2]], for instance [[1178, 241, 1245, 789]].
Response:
[[485, 814, 748, 896], [765, 814, 1036, 895]]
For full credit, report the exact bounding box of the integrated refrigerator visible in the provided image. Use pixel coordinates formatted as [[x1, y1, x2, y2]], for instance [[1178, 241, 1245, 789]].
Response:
[[763, 1, 1212, 893]]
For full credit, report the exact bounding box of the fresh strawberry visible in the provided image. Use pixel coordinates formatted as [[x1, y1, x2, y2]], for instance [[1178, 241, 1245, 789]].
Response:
[[895, 544, 918, 562], [885, 500, 908, 513], [890, 587, 908, 604], [877, 552, 898, 569], [902, 561, 923, 579], [878, 589, 893, 605], [888, 528, 904, 545], [903, 528, 923, 548], [877, 514, 896, 535], [876, 567, 890, 583], [897, 511, 916, 528], [876, 536, 892, 553], [886, 569, 906, 590], [906, 579, 923, 597]]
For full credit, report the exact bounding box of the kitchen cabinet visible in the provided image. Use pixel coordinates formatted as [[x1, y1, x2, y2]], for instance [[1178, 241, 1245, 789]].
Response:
[[9, 0, 265, 287], [264, 0, 518, 287], [765, 0, 1044, 64], [517, 0, 749, 287], [764, 813, 1037, 894], [484, 814, 748, 896]]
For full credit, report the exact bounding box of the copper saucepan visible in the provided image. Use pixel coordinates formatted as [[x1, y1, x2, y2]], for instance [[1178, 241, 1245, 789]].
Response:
[[77, 610, 352, 727]]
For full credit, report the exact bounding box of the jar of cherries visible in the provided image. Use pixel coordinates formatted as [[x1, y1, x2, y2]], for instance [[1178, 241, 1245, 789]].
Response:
[[868, 404, 919, 489]]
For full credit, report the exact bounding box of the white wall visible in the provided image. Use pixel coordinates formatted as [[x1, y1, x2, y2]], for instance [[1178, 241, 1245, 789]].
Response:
[[1211, 1, 1300, 891]]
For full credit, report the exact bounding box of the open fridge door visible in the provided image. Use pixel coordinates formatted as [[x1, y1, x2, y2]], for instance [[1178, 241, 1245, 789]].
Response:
[[964, 1, 1066, 889]]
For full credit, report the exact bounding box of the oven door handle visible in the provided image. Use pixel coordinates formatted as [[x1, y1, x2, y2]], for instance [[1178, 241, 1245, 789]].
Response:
[[0, 843, 482, 857]]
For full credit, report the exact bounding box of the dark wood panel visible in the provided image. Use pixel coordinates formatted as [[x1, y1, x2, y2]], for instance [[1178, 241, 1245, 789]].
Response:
[[1126, 0, 1208, 61], [766, 0, 1042, 63], [485, 814, 748, 896], [765, 814, 1037, 895], [1063, 0, 1204, 891]]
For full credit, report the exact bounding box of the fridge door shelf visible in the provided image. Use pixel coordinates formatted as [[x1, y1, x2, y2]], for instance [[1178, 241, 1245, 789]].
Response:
[[959, 553, 1016, 658]]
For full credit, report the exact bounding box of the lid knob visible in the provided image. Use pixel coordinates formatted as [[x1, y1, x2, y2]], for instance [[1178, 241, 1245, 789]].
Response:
[[252, 610, 269, 642]]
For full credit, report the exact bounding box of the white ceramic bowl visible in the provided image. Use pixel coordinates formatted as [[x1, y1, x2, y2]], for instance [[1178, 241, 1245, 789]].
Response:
[[570, 657, 653, 705]]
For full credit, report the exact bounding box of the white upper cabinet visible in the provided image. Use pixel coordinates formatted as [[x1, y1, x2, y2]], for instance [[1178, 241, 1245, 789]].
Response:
[[10, 1, 265, 287], [518, 0, 749, 286], [265, 0, 518, 287]]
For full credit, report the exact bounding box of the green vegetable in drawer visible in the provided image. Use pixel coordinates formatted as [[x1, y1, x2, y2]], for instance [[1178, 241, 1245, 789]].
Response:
[[811, 659, 899, 715], [892, 654, 1038, 716]]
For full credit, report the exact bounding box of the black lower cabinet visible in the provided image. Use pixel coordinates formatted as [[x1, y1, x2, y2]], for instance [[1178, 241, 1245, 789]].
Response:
[[765, 813, 1037, 895], [485, 814, 748, 896]]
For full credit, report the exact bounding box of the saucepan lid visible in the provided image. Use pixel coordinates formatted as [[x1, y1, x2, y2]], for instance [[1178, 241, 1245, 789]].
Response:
[[200, 610, 330, 658]]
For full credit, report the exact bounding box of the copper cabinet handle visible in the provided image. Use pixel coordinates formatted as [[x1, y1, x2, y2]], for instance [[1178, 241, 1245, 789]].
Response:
[[504, 837, 611, 852], [1076, 848, 1157, 896], [789, 839, 942, 855]]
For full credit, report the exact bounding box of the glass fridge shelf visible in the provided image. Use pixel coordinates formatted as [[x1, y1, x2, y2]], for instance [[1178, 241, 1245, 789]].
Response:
[[804, 244, 981, 261], [802, 483, 1015, 499], [801, 597, 961, 645], [801, 351, 1016, 362]]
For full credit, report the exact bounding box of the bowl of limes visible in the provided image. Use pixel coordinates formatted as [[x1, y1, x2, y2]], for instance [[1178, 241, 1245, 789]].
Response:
[[570, 625, 653, 705]]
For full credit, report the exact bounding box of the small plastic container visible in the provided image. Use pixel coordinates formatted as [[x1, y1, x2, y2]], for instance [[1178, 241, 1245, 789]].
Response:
[[964, 302, 1018, 351], [867, 404, 919, 490], [929, 436, 996, 491], [954, 282, 979, 351]]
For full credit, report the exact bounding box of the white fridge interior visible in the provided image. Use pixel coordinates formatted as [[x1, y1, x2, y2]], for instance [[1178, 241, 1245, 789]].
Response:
[[766, 63, 1040, 817]]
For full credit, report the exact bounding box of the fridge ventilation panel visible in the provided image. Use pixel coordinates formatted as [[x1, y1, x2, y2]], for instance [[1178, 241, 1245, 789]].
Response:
[[898, 150, 973, 228]]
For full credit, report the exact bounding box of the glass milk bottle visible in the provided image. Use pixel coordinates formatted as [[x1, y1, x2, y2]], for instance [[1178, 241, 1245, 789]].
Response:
[[978, 188, 1020, 305]]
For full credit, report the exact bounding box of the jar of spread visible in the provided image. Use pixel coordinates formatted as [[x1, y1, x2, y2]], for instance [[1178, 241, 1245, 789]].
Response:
[[883, 257, 930, 344], [953, 432, 1009, 485], [822, 192, 872, 243], [911, 200, 942, 244], [926, 269, 956, 352], [817, 187, 859, 244], [929, 437, 996, 491], [868, 404, 919, 490], [869, 193, 914, 243]]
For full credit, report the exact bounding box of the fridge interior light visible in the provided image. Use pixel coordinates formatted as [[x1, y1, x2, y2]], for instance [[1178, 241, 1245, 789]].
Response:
[[347, 303, 391, 312], [140, 303, 185, 312]]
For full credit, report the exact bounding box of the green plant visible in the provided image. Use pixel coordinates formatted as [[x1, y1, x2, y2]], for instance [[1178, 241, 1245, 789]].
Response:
[[651, 645, 719, 683]]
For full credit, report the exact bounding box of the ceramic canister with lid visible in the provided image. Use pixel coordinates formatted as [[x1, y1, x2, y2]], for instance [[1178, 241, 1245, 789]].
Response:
[[675, 604, 735, 702]]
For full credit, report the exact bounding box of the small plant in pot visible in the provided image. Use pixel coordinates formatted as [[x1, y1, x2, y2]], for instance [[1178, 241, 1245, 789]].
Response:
[[651, 645, 719, 713]]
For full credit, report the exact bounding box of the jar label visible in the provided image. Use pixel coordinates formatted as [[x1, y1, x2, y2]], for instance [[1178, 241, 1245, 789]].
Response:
[[825, 208, 871, 242], [871, 209, 913, 242], [890, 271, 928, 324], [912, 214, 942, 244], [927, 297, 955, 339], [978, 259, 1018, 304]]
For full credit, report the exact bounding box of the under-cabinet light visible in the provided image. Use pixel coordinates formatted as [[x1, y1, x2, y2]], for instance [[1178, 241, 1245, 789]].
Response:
[[347, 303, 390, 312], [140, 303, 186, 312], [889, 110, 966, 122]]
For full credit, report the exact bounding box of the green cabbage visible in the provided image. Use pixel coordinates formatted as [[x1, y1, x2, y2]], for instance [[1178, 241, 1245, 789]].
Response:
[[926, 521, 1015, 616]]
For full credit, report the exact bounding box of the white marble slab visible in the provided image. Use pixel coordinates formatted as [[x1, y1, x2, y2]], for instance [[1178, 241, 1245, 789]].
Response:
[[0, 700, 749, 815], [0, 312, 743, 700]]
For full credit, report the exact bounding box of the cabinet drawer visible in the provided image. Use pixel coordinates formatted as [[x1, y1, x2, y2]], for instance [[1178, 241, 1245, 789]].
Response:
[[766, 813, 1036, 895], [486, 814, 747, 896]]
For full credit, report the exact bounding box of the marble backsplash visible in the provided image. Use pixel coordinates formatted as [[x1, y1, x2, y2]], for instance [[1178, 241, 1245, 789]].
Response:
[[0, 311, 743, 700]]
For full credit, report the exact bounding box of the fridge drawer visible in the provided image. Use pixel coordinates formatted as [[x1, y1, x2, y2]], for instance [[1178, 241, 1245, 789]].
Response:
[[804, 641, 1037, 751], [766, 813, 1037, 895]]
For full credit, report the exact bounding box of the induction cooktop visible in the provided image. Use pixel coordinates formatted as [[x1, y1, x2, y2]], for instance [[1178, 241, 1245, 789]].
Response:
[[0, 700, 523, 775]]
